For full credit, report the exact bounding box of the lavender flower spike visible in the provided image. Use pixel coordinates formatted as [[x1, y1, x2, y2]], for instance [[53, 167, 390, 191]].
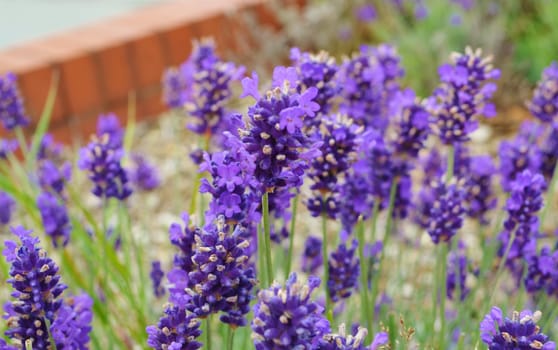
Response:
[[328, 239, 360, 302], [37, 191, 72, 248], [252, 273, 330, 349], [0, 191, 16, 225], [425, 178, 467, 244], [2, 226, 93, 349], [0, 72, 29, 130], [480, 307, 555, 349], [529, 62, 558, 123], [147, 305, 202, 350]]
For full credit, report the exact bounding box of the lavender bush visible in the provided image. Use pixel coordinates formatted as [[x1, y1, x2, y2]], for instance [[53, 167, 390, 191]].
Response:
[[1, 36, 558, 350]]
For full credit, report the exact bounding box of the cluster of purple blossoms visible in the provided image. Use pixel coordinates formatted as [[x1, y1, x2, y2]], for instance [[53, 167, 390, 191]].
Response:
[[251, 273, 331, 349], [0, 138, 18, 159], [338, 45, 403, 131], [2, 226, 92, 349], [130, 154, 161, 191], [37, 192, 71, 248], [78, 134, 132, 200], [429, 47, 500, 144], [97, 113, 124, 150], [168, 217, 256, 327], [524, 245, 558, 298], [316, 324, 389, 350], [327, 239, 360, 302], [307, 115, 362, 218], [163, 41, 244, 137], [499, 125, 543, 192], [465, 155, 497, 224], [146, 305, 202, 350], [199, 134, 259, 227], [480, 307, 555, 349], [290, 48, 340, 120], [302, 235, 323, 275], [240, 70, 320, 193], [446, 241, 470, 301], [37, 133, 63, 162], [150, 260, 165, 298], [389, 88, 430, 159], [0, 191, 15, 225], [538, 122, 558, 181], [0, 72, 29, 131], [37, 160, 71, 195], [423, 178, 467, 244], [337, 172, 373, 233], [528, 61, 558, 123], [167, 213, 197, 306], [498, 170, 545, 270]]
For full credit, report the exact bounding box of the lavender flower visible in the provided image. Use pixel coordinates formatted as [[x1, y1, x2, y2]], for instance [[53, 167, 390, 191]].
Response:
[[130, 154, 161, 191], [50, 294, 94, 349], [446, 241, 470, 301], [167, 213, 197, 306], [0, 138, 18, 159], [498, 170, 545, 270], [355, 4, 377, 23], [169, 217, 255, 327], [0, 191, 15, 225], [0, 73, 29, 130], [424, 179, 467, 244], [251, 273, 330, 349], [240, 71, 320, 193], [97, 113, 124, 150], [316, 324, 367, 349], [2, 226, 92, 348], [328, 240, 360, 302], [390, 88, 430, 159], [302, 235, 323, 275], [78, 134, 132, 200], [524, 245, 558, 298], [499, 129, 542, 192], [529, 62, 558, 123], [37, 160, 71, 195], [163, 41, 244, 136], [37, 133, 63, 162], [539, 121, 558, 180], [429, 47, 500, 144], [290, 48, 340, 119], [307, 115, 362, 218], [151, 261, 165, 298], [465, 155, 497, 224], [147, 305, 202, 350], [338, 172, 374, 232], [37, 191, 71, 248], [480, 307, 555, 349]]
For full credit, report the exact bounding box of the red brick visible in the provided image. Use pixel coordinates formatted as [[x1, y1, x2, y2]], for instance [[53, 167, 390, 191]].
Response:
[[137, 88, 165, 121], [60, 55, 104, 117], [130, 34, 168, 89], [18, 66, 68, 125], [161, 24, 194, 66], [190, 14, 232, 51], [96, 44, 135, 104]]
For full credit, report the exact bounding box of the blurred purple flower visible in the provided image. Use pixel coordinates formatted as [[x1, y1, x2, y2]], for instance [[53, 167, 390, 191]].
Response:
[[0, 72, 29, 131]]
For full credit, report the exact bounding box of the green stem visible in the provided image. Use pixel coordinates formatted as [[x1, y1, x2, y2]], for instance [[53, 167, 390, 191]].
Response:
[[438, 243, 449, 349], [321, 211, 333, 324], [488, 229, 516, 307], [446, 144, 455, 183], [262, 192, 273, 287], [15, 127, 29, 162], [370, 200, 380, 243], [370, 180, 398, 329], [227, 327, 236, 350], [205, 317, 212, 350], [44, 317, 58, 350], [357, 218, 372, 333], [540, 160, 558, 230], [542, 302, 558, 332], [285, 193, 299, 279]]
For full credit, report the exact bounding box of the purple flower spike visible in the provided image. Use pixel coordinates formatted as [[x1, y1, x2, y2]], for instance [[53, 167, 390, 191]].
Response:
[[328, 239, 360, 302], [316, 324, 369, 349], [446, 241, 470, 301], [390, 88, 430, 158], [96, 113, 124, 150], [241, 71, 261, 100], [150, 261, 165, 298], [0, 138, 18, 159], [430, 47, 500, 144], [38, 160, 72, 195], [529, 62, 558, 123], [498, 170, 545, 271], [480, 307, 555, 349], [524, 245, 558, 297], [465, 155, 497, 224], [355, 4, 377, 23], [302, 235, 323, 275], [78, 134, 132, 200], [147, 305, 202, 350], [0, 72, 29, 131], [424, 179, 467, 244], [0, 191, 16, 225], [2, 226, 92, 348], [251, 273, 330, 349], [131, 154, 161, 191], [37, 191, 72, 248]]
